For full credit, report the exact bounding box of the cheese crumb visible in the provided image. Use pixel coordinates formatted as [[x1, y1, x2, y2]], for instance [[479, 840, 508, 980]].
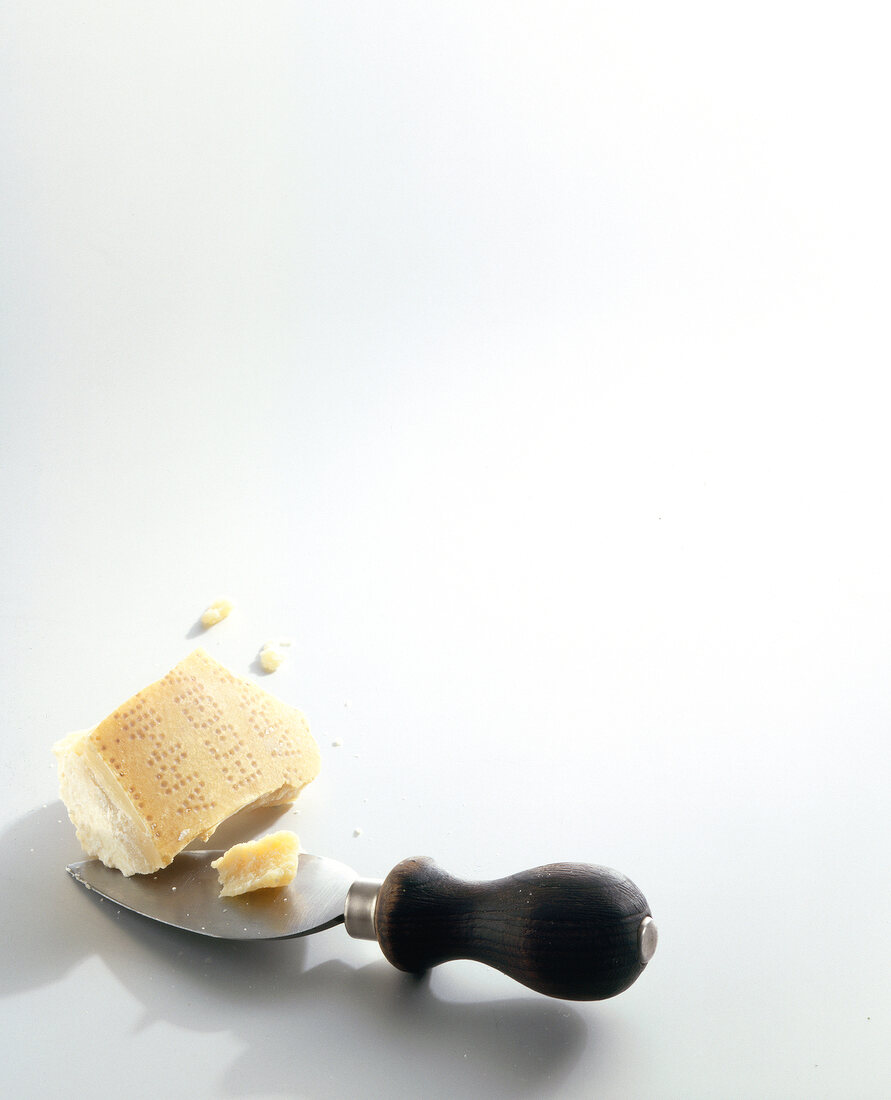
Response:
[[211, 831, 301, 897], [259, 642, 287, 672], [201, 597, 234, 627]]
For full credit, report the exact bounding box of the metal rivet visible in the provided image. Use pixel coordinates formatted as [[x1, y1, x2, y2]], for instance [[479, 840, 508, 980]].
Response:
[[639, 915, 658, 964]]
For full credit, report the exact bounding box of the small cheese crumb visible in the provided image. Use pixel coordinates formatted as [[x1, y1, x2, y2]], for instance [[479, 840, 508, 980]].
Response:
[[211, 831, 301, 897], [353, 827, 363, 837], [201, 598, 234, 627], [259, 642, 287, 672], [259, 646, 284, 672]]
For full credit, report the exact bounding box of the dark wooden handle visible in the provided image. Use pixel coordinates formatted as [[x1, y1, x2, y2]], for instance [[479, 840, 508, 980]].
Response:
[[374, 858, 655, 1001]]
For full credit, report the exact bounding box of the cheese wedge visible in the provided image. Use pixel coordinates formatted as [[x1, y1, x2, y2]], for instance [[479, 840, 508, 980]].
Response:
[[211, 830, 301, 896], [54, 649, 320, 876]]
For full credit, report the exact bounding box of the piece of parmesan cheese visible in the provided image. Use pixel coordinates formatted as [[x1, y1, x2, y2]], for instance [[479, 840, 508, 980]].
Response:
[[54, 648, 319, 876], [259, 643, 286, 672], [211, 830, 301, 896], [201, 598, 234, 627]]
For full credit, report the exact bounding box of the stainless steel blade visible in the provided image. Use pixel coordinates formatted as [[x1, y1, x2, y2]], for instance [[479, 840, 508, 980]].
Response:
[[66, 851, 358, 940]]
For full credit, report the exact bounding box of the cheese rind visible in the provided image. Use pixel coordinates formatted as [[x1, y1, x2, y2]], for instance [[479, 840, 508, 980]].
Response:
[[54, 649, 319, 875], [211, 830, 301, 896]]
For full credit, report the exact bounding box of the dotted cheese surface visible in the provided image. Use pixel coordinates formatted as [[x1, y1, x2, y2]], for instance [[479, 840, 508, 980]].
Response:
[[88, 648, 319, 865]]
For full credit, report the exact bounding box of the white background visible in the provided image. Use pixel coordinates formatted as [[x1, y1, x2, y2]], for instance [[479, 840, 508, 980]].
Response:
[[1, 3, 889, 1097]]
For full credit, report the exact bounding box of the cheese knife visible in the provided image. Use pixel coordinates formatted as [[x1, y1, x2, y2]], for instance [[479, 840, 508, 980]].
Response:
[[67, 852, 657, 1001]]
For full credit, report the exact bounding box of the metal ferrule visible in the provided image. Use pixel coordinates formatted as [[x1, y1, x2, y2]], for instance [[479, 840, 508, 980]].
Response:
[[344, 878, 383, 941]]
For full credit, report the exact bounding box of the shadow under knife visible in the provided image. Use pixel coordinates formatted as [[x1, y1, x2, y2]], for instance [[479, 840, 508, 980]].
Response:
[[2, 803, 591, 1098]]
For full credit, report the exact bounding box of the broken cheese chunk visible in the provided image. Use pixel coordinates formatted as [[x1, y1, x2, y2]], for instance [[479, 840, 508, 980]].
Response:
[[54, 648, 319, 876], [201, 597, 234, 627], [259, 643, 286, 672], [211, 830, 301, 896]]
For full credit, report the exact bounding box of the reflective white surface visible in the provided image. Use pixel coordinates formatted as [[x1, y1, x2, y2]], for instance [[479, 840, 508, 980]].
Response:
[[2, 3, 889, 1097]]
